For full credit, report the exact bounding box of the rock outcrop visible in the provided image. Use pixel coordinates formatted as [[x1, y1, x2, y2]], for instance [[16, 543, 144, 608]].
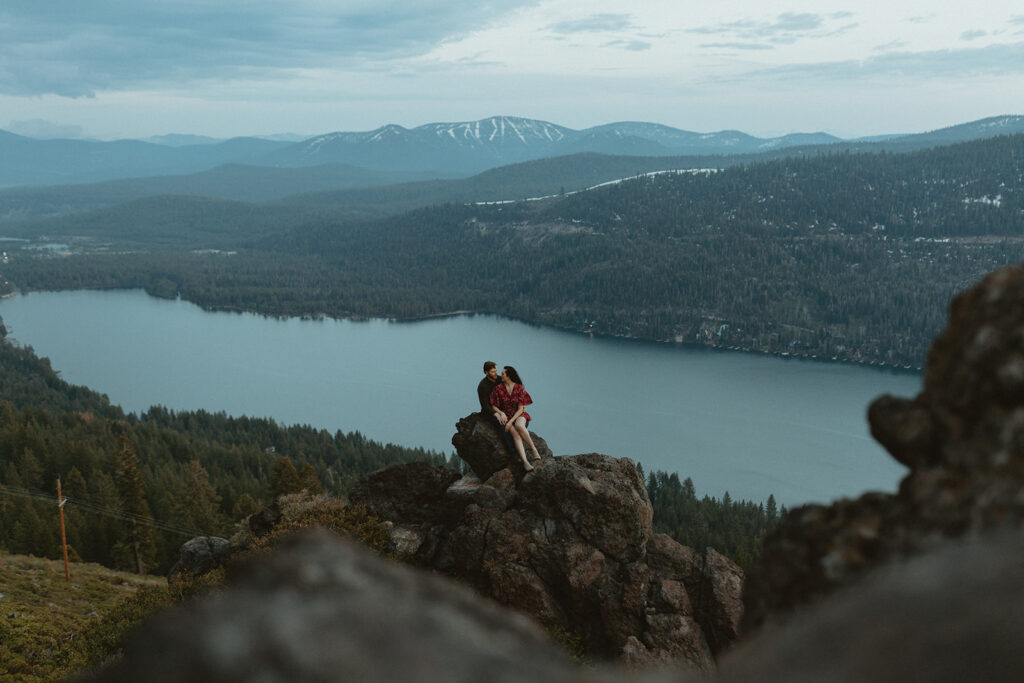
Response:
[[349, 413, 743, 671], [87, 530, 593, 683], [452, 412, 554, 479], [720, 533, 1024, 683], [743, 264, 1024, 630], [167, 536, 231, 583], [84, 522, 1024, 683]]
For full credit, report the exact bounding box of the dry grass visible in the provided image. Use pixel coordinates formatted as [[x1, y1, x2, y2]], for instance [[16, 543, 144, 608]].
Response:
[[0, 551, 164, 682]]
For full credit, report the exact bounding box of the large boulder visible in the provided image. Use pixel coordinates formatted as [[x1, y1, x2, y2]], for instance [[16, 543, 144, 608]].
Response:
[[720, 533, 1024, 683], [353, 443, 743, 671], [87, 530, 598, 683], [452, 413, 553, 480], [743, 264, 1024, 630], [349, 461, 462, 524], [167, 536, 232, 583], [85, 517, 1024, 683]]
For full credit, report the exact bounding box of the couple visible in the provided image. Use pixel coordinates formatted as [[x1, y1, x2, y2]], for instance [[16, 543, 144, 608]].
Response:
[[477, 361, 543, 471]]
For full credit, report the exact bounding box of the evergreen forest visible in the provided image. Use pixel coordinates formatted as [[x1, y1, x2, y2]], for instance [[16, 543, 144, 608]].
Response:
[[3, 134, 1023, 368]]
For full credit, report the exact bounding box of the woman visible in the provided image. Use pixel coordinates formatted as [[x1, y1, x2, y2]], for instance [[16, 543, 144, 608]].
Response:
[[490, 365, 543, 471]]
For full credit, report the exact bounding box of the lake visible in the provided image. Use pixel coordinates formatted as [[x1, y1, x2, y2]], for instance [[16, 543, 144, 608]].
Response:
[[0, 289, 921, 507]]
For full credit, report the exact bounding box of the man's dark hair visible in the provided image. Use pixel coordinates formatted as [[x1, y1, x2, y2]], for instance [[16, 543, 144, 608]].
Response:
[[483, 361, 497, 373]]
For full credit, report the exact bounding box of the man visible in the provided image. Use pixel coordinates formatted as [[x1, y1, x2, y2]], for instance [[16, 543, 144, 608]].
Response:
[[477, 360, 519, 456], [477, 361, 506, 423]]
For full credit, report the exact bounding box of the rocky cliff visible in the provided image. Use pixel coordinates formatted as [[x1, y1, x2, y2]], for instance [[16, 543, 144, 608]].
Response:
[[349, 413, 743, 670], [743, 263, 1024, 630]]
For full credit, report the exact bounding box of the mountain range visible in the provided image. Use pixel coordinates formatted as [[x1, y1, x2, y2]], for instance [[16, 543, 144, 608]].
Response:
[[2, 115, 1022, 188]]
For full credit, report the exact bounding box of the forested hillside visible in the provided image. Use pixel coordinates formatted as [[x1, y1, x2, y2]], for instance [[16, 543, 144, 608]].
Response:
[[5, 134, 1021, 367], [0, 323, 449, 573]]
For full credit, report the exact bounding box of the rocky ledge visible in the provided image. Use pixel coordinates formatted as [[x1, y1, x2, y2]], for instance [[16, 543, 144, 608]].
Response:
[[349, 412, 743, 671], [743, 264, 1024, 630]]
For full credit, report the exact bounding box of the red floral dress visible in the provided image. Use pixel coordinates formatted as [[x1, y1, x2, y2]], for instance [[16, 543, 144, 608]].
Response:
[[490, 383, 533, 424]]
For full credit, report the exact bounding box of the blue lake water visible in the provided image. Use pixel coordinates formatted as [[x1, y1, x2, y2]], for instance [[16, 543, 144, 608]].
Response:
[[0, 289, 921, 507]]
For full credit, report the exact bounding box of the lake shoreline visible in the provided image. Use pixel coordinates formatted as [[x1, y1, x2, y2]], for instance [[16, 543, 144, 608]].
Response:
[[10, 285, 920, 376], [0, 288, 919, 507]]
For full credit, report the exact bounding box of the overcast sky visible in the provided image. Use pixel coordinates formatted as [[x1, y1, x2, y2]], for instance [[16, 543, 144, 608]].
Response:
[[2, 1, 1022, 140]]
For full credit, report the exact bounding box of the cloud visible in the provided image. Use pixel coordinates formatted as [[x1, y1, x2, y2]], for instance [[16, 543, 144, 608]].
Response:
[[874, 40, 909, 52], [601, 40, 651, 51], [749, 41, 1024, 82], [545, 14, 635, 34], [700, 42, 775, 51], [686, 12, 855, 45], [5, 119, 86, 139], [961, 30, 987, 41], [0, 1, 540, 97]]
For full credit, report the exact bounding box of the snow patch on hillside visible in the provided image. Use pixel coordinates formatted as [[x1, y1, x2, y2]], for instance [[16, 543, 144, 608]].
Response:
[[473, 168, 719, 205]]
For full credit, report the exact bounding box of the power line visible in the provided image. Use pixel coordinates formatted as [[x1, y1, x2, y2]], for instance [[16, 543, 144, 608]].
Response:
[[0, 481, 206, 538]]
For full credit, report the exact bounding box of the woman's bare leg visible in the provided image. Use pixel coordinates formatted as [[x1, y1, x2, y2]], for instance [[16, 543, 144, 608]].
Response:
[[514, 418, 541, 461], [510, 428, 533, 470]]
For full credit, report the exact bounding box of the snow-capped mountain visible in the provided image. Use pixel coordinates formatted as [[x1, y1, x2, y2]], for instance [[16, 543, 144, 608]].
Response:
[[2, 114, 1021, 187], [270, 116, 577, 171], [265, 116, 849, 172]]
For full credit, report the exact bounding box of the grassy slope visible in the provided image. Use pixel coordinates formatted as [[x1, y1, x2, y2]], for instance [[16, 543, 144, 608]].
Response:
[[0, 552, 164, 682]]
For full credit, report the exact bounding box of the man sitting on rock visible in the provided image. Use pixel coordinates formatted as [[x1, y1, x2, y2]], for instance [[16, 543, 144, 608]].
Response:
[[477, 360, 516, 454], [477, 361, 505, 423]]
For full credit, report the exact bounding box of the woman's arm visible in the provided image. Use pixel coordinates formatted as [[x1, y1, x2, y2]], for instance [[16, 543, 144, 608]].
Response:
[[490, 386, 509, 424], [506, 404, 525, 429]]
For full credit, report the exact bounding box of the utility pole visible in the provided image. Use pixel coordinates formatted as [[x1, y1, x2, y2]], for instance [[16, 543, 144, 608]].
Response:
[[57, 477, 70, 582]]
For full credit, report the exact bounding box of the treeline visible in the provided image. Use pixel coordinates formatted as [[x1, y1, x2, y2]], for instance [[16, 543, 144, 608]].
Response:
[[0, 325, 450, 573], [6, 229, 1016, 368], [646, 470, 782, 570]]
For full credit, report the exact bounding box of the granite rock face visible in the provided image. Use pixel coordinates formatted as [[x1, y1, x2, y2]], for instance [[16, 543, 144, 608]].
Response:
[[350, 414, 744, 671], [452, 413, 554, 480], [743, 264, 1024, 630]]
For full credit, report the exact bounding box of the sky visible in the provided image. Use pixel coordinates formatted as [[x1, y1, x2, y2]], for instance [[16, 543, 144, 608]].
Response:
[[1, 1, 1023, 141]]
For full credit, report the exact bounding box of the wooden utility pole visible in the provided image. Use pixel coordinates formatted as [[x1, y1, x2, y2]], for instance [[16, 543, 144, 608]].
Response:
[[57, 477, 70, 582], [131, 521, 144, 576]]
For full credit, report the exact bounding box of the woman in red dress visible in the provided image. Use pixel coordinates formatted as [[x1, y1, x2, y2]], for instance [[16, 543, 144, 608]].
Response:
[[490, 365, 543, 471]]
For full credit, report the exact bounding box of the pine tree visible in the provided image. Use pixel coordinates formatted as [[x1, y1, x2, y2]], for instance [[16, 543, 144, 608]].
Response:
[[297, 463, 324, 494], [115, 436, 156, 574], [171, 460, 225, 536], [231, 493, 261, 521], [268, 456, 300, 498]]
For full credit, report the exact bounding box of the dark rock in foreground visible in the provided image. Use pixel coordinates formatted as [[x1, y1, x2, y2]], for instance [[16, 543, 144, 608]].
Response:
[[88, 530, 588, 683], [743, 264, 1024, 630], [351, 413, 744, 671], [720, 533, 1024, 682]]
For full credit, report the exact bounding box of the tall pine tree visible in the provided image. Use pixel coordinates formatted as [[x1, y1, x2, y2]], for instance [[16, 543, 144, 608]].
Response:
[[115, 436, 156, 574]]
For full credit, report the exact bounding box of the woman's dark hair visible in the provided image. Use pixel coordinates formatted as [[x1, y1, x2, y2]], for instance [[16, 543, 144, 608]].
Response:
[[503, 366, 523, 386]]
